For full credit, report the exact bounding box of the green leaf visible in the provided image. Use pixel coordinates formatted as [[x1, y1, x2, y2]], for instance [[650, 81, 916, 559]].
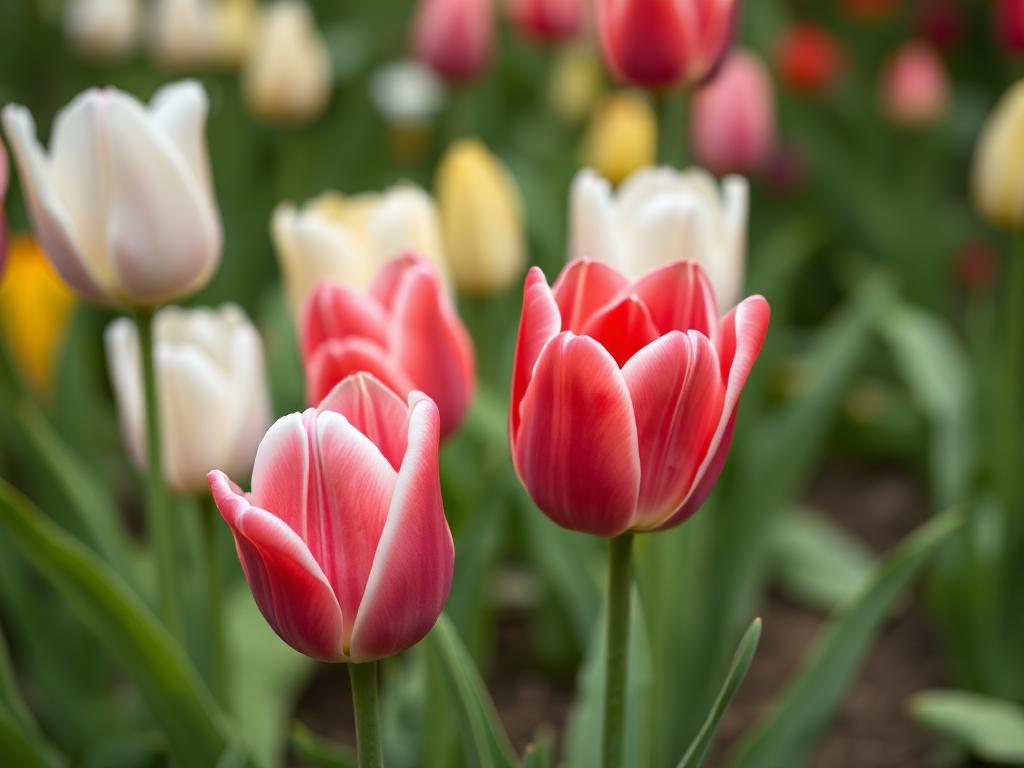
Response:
[[0, 717, 52, 768], [0, 480, 247, 768], [731, 509, 964, 768], [910, 690, 1024, 765], [520, 725, 555, 768], [0, 629, 60, 767], [677, 618, 762, 768], [289, 722, 357, 768], [425, 613, 518, 768]]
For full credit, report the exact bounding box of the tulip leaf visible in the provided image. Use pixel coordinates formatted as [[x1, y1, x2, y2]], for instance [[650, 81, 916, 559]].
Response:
[[0, 717, 53, 768], [910, 690, 1024, 765], [0, 479, 248, 768], [289, 722, 357, 768], [676, 618, 762, 768], [0, 629, 61, 768], [425, 613, 518, 768], [520, 726, 555, 768], [731, 508, 964, 768]]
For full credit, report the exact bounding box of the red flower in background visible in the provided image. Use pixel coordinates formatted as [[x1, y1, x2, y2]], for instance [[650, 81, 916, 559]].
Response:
[[775, 23, 846, 96], [998, 0, 1024, 53], [918, 0, 963, 50], [413, 0, 493, 81], [840, 0, 901, 23], [508, 0, 586, 45]]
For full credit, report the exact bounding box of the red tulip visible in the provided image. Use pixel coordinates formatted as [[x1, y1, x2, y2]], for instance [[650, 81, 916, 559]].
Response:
[[301, 253, 475, 439], [596, 0, 740, 88], [998, 0, 1024, 53], [775, 23, 845, 96], [508, 0, 585, 44], [209, 373, 454, 662], [880, 41, 949, 127], [918, 0, 963, 50], [840, 0, 900, 23], [413, 0, 493, 81], [509, 259, 769, 536]]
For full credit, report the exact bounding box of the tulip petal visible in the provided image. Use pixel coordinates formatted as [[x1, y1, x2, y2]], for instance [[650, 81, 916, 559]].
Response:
[[318, 372, 410, 471], [514, 332, 640, 536], [350, 393, 453, 662], [569, 169, 624, 271], [368, 252, 425, 310], [632, 259, 719, 340], [305, 337, 415, 408], [300, 281, 389, 362], [209, 470, 344, 661], [104, 318, 146, 468], [149, 80, 214, 204], [605, 0, 690, 87], [552, 258, 630, 333], [510, 266, 561, 440], [580, 293, 661, 367]]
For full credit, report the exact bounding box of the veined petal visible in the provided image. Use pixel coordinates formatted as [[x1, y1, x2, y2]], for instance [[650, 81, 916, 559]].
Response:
[[319, 372, 410, 471], [300, 281, 389, 363], [510, 266, 560, 442], [305, 337, 414, 408], [580, 293, 660, 367], [552, 258, 629, 333], [250, 412, 312, 537], [632, 259, 719, 340]]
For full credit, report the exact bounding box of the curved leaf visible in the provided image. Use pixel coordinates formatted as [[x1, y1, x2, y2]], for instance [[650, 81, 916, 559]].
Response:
[[910, 690, 1024, 765]]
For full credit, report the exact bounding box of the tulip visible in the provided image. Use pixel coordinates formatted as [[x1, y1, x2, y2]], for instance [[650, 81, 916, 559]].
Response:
[[216, 0, 259, 66], [549, 44, 603, 123], [273, 185, 447, 313], [244, 1, 332, 122], [0, 236, 75, 394], [508, 0, 586, 45], [918, 1, 963, 51], [596, 0, 739, 88], [581, 91, 657, 185], [880, 42, 949, 127], [973, 80, 1024, 229], [208, 372, 454, 662], [998, 0, 1024, 53], [1, 81, 222, 307], [570, 165, 748, 310], [691, 49, 776, 175], [413, 0, 493, 82], [775, 23, 845, 96], [150, 0, 221, 68], [436, 139, 525, 295], [509, 258, 769, 536], [370, 60, 446, 129], [65, 0, 140, 59], [302, 254, 475, 438], [840, 0, 900, 23]]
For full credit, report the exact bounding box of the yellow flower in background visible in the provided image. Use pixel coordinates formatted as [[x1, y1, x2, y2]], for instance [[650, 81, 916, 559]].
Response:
[[549, 44, 603, 124], [436, 139, 526, 296], [973, 80, 1024, 230], [581, 90, 656, 185], [0, 236, 75, 394], [216, 0, 258, 66]]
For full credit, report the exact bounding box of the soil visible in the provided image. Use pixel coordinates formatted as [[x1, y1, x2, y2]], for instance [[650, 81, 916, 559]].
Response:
[[290, 463, 948, 767]]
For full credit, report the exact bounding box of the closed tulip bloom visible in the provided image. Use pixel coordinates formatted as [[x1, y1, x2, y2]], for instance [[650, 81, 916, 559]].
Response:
[[106, 304, 271, 493], [570, 166, 748, 309], [302, 255, 475, 438], [998, 0, 1024, 53], [973, 81, 1024, 229], [549, 44, 603, 123], [150, 0, 221, 69], [596, 0, 739, 88], [581, 91, 657, 185], [775, 23, 845, 96], [65, 0, 140, 59], [508, 0, 586, 45], [244, 1, 332, 122], [2, 81, 221, 307], [273, 185, 447, 312], [208, 373, 454, 662], [413, 0, 493, 82], [510, 259, 769, 536], [880, 42, 949, 127], [436, 140, 525, 295], [691, 50, 776, 175]]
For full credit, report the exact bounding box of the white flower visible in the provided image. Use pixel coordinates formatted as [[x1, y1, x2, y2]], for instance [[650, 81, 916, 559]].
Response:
[[570, 166, 748, 309], [65, 0, 140, 59], [370, 60, 446, 126], [105, 304, 271, 493], [149, 0, 221, 69]]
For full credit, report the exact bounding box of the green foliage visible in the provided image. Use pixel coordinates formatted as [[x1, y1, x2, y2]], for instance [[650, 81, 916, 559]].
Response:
[[910, 690, 1024, 765]]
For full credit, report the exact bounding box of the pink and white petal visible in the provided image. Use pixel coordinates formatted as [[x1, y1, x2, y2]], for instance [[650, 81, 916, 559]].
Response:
[[305, 337, 414, 408], [368, 252, 425, 310], [299, 281, 389, 363], [208, 470, 345, 661], [622, 331, 724, 529], [514, 333, 640, 536], [249, 412, 313, 537], [318, 372, 410, 471], [632, 260, 719, 340], [580, 294, 661, 368], [349, 394, 452, 662], [510, 267, 561, 442], [552, 258, 630, 333]]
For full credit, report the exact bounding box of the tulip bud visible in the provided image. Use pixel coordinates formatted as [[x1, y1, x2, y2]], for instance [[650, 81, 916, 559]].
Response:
[[508, 0, 586, 45], [244, 1, 333, 123], [570, 166, 748, 309], [436, 139, 525, 295], [510, 259, 769, 535], [998, 0, 1024, 53], [371, 60, 446, 129], [301, 254, 475, 438], [549, 44, 603, 124], [216, 0, 259, 66], [880, 42, 949, 127], [150, 0, 221, 69], [413, 0, 493, 82], [775, 23, 845, 96], [65, 0, 140, 60], [596, 0, 739, 88], [273, 185, 448, 313], [691, 50, 776, 176], [0, 236, 75, 394], [105, 304, 271, 493], [581, 91, 657, 185], [2, 80, 222, 307], [973, 81, 1024, 229], [918, 1, 963, 51]]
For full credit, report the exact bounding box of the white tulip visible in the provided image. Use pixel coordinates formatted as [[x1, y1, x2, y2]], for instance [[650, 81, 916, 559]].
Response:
[[1, 80, 222, 307], [272, 184, 448, 312], [105, 304, 271, 493], [370, 60, 446, 127], [150, 0, 221, 69], [570, 166, 748, 309], [65, 0, 140, 59]]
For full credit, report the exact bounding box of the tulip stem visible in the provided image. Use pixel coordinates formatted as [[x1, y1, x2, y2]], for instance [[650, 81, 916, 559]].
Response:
[[201, 496, 228, 709], [1002, 236, 1024, 508], [349, 661, 383, 768], [603, 531, 634, 768], [656, 89, 687, 168], [134, 308, 181, 638]]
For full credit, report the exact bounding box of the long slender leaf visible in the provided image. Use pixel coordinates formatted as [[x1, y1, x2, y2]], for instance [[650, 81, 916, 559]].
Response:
[[0, 718, 51, 768], [289, 723, 357, 768], [0, 629, 60, 767], [910, 690, 1024, 765]]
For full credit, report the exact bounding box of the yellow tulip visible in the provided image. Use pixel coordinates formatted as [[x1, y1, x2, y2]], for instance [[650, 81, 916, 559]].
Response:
[[973, 80, 1024, 230], [581, 91, 656, 185], [436, 139, 526, 295], [549, 44, 603, 124], [0, 236, 75, 394]]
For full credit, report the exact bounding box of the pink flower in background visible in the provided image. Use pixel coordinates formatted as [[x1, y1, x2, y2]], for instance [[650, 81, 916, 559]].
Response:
[[301, 253, 475, 439], [413, 0, 493, 81], [209, 373, 454, 662], [596, 0, 740, 88], [880, 41, 949, 127], [509, 258, 769, 536], [998, 0, 1024, 53], [691, 49, 776, 175], [508, 0, 586, 45]]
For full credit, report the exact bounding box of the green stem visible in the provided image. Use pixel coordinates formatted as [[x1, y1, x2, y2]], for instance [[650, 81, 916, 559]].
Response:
[[602, 532, 634, 768], [201, 496, 228, 708], [1002, 236, 1024, 512], [134, 308, 180, 637], [656, 88, 687, 169], [349, 661, 383, 768]]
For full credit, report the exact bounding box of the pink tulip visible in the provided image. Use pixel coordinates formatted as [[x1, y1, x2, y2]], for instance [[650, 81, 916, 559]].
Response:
[[880, 41, 949, 127], [508, 0, 586, 45], [301, 253, 475, 439], [509, 259, 769, 536], [691, 49, 776, 175], [596, 0, 739, 88], [209, 373, 454, 662], [413, 0, 493, 81]]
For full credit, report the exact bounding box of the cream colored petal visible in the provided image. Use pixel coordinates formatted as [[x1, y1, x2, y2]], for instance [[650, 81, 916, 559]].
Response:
[[370, 185, 448, 280], [569, 168, 623, 270], [104, 318, 146, 469], [149, 80, 214, 201]]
